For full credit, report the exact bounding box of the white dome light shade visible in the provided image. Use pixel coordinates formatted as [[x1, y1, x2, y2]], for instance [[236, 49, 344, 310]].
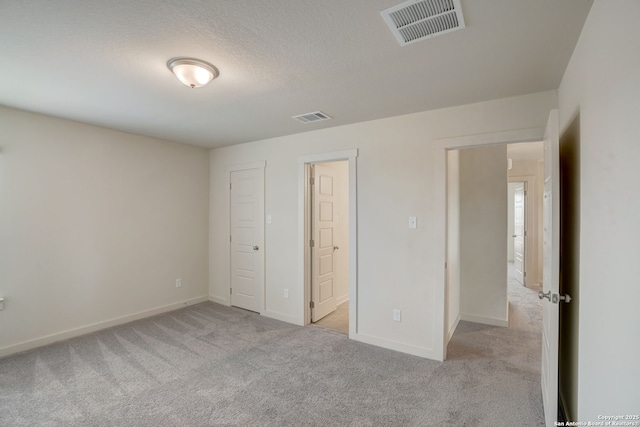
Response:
[[167, 58, 219, 88]]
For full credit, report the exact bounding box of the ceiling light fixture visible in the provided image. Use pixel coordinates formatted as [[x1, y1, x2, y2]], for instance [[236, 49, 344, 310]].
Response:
[[167, 58, 219, 88]]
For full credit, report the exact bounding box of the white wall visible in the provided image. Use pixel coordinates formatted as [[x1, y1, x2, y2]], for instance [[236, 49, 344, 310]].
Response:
[[209, 91, 556, 358], [446, 150, 460, 340], [510, 158, 539, 176], [459, 145, 508, 326], [320, 161, 349, 305], [0, 106, 210, 357], [558, 0, 640, 419]]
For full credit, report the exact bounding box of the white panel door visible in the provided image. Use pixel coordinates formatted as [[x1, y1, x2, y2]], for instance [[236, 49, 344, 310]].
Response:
[[230, 168, 264, 313], [541, 110, 560, 427], [311, 164, 338, 322], [513, 182, 526, 285]]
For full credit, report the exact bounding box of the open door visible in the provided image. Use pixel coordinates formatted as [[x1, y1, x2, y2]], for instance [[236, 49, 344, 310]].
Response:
[[541, 110, 560, 426], [513, 181, 527, 285], [311, 163, 338, 322]]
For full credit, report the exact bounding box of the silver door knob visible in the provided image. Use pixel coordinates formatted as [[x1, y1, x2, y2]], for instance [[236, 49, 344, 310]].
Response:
[[253, 245, 259, 251], [538, 290, 551, 301], [512, 234, 517, 238]]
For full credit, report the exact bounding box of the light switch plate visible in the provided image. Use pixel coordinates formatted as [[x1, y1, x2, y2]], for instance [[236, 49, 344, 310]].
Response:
[[409, 216, 417, 229], [267, 214, 272, 224], [393, 309, 401, 322]]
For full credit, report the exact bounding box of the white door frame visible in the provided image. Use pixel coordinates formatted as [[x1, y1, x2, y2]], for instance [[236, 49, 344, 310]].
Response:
[[227, 161, 266, 313], [432, 128, 544, 361], [298, 149, 358, 337]]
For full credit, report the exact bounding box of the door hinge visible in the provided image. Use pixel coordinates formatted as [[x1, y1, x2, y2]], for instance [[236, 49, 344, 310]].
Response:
[[230, 182, 232, 190], [524, 272, 527, 277], [310, 239, 314, 247], [230, 288, 232, 295], [230, 235, 232, 242], [310, 177, 315, 186], [524, 231, 527, 237], [445, 262, 447, 269], [310, 301, 315, 309]]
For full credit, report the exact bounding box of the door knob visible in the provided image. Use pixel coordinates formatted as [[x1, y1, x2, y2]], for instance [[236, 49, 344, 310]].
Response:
[[333, 246, 339, 250], [253, 245, 259, 251], [512, 234, 517, 238], [538, 290, 551, 301]]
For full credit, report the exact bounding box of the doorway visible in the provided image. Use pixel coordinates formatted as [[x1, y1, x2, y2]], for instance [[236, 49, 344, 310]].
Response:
[[446, 142, 544, 335], [435, 114, 562, 424], [299, 149, 357, 336], [507, 141, 545, 293], [509, 181, 527, 286], [308, 161, 349, 333], [435, 130, 546, 360]]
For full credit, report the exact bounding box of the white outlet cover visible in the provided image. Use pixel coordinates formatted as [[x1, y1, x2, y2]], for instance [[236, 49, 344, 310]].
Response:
[[267, 214, 272, 224], [284, 288, 289, 298], [393, 309, 401, 322], [176, 278, 182, 288], [409, 216, 417, 229]]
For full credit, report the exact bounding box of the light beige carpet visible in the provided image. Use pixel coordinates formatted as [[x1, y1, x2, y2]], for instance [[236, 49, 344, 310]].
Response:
[[0, 281, 543, 426]]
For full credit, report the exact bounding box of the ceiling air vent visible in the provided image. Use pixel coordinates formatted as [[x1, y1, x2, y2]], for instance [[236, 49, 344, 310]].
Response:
[[292, 111, 332, 124], [381, 0, 465, 46]]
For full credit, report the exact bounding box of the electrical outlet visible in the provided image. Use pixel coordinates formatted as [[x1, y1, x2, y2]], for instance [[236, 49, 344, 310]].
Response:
[[176, 278, 182, 288], [409, 216, 417, 229], [284, 289, 289, 299], [393, 309, 401, 322]]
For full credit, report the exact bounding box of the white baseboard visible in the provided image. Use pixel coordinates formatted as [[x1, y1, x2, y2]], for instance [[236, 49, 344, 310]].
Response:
[[209, 296, 301, 326], [461, 313, 509, 327], [208, 295, 229, 306], [0, 296, 209, 359], [336, 295, 349, 306], [351, 332, 443, 361], [447, 313, 461, 343], [262, 310, 303, 326]]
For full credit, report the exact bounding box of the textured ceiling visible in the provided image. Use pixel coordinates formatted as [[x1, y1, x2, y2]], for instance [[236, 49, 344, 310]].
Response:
[[0, 0, 593, 148]]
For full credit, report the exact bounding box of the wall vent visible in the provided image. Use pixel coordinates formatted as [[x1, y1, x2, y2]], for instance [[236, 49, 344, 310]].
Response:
[[381, 0, 465, 46], [292, 111, 332, 124]]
